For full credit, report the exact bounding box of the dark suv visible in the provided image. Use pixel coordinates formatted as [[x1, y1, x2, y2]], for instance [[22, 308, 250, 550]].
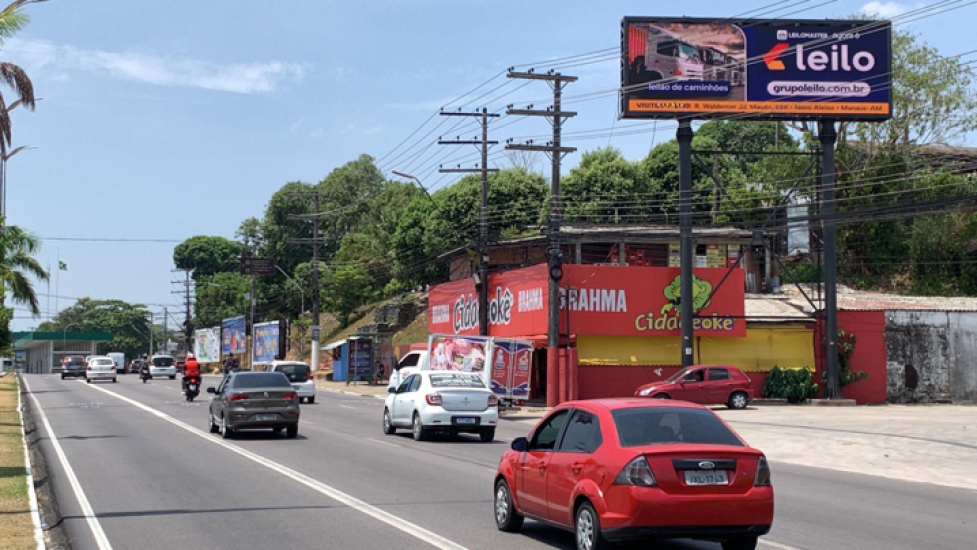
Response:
[[61, 356, 87, 380]]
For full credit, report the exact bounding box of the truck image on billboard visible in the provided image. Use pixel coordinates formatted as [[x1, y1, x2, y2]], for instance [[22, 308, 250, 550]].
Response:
[[621, 17, 892, 120]]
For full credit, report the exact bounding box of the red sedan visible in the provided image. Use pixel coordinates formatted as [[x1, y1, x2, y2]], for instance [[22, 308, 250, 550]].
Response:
[[494, 399, 773, 550], [635, 365, 755, 409]]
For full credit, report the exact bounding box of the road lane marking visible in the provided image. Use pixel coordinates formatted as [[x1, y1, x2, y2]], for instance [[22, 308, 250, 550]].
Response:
[[23, 377, 113, 550], [339, 405, 357, 410], [85, 383, 468, 550], [367, 437, 401, 448], [761, 540, 803, 550]]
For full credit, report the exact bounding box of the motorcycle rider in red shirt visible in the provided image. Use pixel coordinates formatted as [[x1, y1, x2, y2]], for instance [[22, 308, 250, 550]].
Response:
[[183, 354, 202, 396]]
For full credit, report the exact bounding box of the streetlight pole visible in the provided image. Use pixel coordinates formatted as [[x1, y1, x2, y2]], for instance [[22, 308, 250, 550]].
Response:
[[274, 265, 305, 315], [391, 171, 438, 207], [0, 145, 36, 222]]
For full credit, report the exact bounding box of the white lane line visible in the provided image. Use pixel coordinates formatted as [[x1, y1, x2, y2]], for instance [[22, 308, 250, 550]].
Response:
[[23, 377, 113, 550], [339, 405, 357, 410], [85, 383, 468, 550], [17, 377, 45, 550], [367, 437, 401, 448], [761, 540, 804, 550]]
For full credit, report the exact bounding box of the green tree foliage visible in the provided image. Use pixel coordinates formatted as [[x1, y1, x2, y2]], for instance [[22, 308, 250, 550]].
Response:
[[562, 147, 660, 223], [193, 273, 250, 329], [322, 263, 374, 327], [37, 298, 151, 359], [0, 221, 48, 354], [173, 236, 244, 277], [0, 0, 38, 157]]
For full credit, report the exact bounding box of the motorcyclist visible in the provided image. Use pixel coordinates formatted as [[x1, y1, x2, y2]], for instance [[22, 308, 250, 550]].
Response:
[[139, 359, 151, 382], [183, 354, 201, 395]]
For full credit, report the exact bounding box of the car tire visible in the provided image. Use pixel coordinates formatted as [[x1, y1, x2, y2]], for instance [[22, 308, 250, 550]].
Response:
[[113, 378, 117, 383], [221, 417, 234, 439], [170, 375, 176, 380], [61, 375, 65, 380], [494, 479, 524, 532], [308, 396, 315, 404], [285, 425, 298, 438], [721, 536, 758, 550], [480, 428, 496, 443], [728, 391, 749, 410], [382, 409, 396, 435], [86, 378, 91, 384], [412, 413, 428, 442], [575, 501, 608, 550], [209, 415, 219, 434]]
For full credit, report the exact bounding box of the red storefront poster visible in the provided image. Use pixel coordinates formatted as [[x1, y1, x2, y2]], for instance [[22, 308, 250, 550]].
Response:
[[489, 339, 533, 399]]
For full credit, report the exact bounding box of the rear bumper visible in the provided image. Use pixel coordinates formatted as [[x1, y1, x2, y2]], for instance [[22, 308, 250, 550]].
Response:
[[226, 412, 300, 430], [86, 372, 116, 380], [150, 369, 176, 377], [419, 409, 499, 431], [603, 524, 770, 542], [291, 383, 315, 397], [62, 370, 86, 377]]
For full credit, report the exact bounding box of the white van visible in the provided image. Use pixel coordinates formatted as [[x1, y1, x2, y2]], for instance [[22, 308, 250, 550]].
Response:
[[388, 351, 429, 391], [107, 352, 126, 374]]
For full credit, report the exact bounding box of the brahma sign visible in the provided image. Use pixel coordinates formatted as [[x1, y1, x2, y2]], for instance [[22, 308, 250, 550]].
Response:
[[428, 263, 745, 338]]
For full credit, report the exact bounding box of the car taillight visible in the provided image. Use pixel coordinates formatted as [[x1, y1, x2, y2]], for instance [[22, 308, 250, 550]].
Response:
[[488, 394, 499, 407], [228, 393, 249, 402], [425, 393, 442, 406], [87, 366, 92, 371], [283, 392, 297, 400], [613, 456, 657, 487], [754, 455, 772, 487]]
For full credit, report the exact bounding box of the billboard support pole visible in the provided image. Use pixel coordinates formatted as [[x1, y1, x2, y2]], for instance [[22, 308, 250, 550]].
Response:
[[677, 119, 695, 369], [820, 120, 842, 399]]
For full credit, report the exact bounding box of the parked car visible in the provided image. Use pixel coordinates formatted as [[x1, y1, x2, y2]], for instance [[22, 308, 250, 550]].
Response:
[[86, 356, 118, 384], [493, 399, 773, 550], [635, 365, 755, 409], [61, 356, 88, 380], [383, 371, 498, 442], [267, 361, 316, 404], [207, 372, 300, 439], [128, 359, 145, 374], [149, 355, 177, 379]]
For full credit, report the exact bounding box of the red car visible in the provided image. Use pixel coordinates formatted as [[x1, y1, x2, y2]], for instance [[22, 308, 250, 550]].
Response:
[[494, 399, 773, 550], [635, 365, 755, 409]]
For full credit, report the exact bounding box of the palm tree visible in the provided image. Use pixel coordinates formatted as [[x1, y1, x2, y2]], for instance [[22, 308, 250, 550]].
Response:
[[0, 221, 48, 315], [0, 0, 42, 157]]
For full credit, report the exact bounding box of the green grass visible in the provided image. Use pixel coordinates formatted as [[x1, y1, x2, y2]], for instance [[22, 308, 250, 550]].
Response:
[[0, 375, 34, 550]]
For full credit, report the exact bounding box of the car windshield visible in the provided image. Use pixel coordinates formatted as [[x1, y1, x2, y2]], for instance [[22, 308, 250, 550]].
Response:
[[429, 373, 485, 388], [665, 368, 694, 382], [151, 357, 174, 367], [232, 373, 291, 389], [613, 407, 744, 447], [276, 364, 310, 382]]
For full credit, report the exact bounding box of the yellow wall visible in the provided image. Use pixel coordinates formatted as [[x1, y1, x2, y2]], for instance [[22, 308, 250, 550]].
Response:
[[577, 324, 814, 372]]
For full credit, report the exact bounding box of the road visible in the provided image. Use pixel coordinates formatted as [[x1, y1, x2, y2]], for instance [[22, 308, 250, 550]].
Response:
[[24, 373, 977, 550]]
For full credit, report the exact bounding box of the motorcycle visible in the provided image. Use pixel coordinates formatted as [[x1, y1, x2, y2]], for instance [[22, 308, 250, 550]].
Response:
[[184, 375, 201, 402], [140, 367, 151, 383]]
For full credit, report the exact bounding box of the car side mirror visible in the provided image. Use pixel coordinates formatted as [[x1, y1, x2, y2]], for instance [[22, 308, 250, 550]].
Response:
[[511, 437, 529, 452], [393, 363, 402, 371], [387, 387, 396, 394], [206, 387, 216, 394]]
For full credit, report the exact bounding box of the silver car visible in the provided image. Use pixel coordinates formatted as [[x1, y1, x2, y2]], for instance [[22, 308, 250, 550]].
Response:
[[207, 372, 300, 439]]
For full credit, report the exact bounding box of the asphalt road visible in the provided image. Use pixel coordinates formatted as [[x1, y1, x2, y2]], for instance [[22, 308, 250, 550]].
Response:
[[24, 373, 977, 550]]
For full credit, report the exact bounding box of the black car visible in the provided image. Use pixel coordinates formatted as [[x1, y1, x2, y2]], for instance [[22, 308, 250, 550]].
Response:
[[129, 359, 146, 374], [61, 356, 87, 379]]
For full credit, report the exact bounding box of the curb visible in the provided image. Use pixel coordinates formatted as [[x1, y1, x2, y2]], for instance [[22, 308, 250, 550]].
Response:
[[809, 398, 858, 407], [17, 375, 45, 550]]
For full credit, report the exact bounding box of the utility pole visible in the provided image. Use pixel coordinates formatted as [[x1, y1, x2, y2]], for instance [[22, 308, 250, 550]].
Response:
[[163, 307, 169, 353], [820, 120, 842, 399], [505, 69, 577, 406], [677, 120, 695, 368], [289, 192, 326, 371], [438, 107, 500, 336], [171, 268, 193, 355]]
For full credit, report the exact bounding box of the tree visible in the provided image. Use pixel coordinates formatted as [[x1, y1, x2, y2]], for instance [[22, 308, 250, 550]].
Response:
[[192, 272, 249, 329], [37, 298, 151, 359], [563, 147, 659, 223], [0, 222, 47, 315], [321, 263, 374, 327], [0, 0, 39, 157], [173, 236, 244, 277]]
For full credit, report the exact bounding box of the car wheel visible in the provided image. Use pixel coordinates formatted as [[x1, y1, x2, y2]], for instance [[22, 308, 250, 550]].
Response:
[[480, 428, 496, 443], [653, 394, 670, 399], [575, 501, 608, 550], [209, 415, 219, 434], [721, 536, 758, 550], [494, 479, 524, 532], [412, 413, 428, 441], [728, 391, 749, 410], [170, 375, 176, 380], [61, 375, 65, 380], [285, 424, 298, 438], [113, 378, 117, 383], [299, 397, 306, 404], [86, 378, 91, 384], [307, 396, 315, 404], [382, 409, 396, 435], [221, 417, 234, 439]]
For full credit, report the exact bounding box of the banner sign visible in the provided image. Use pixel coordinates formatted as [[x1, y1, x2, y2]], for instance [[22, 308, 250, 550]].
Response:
[[194, 328, 221, 363], [221, 316, 247, 355], [429, 335, 490, 373], [252, 321, 282, 365], [621, 17, 892, 120], [347, 336, 373, 380], [428, 264, 746, 338], [489, 339, 533, 400]]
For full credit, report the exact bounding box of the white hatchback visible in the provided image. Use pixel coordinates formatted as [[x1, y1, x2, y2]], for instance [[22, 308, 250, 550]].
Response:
[[267, 361, 316, 404], [383, 371, 498, 442], [149, 355, 177, 379], [86, 356, 117, 384]]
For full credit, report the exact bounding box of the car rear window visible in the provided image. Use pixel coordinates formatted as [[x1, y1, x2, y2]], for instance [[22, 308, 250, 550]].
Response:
[[275, 364, 310, 382], [612, 407, 744, 447], [151, 357, 174, 366], [232, 373, 291, 389], [65, 357, 86, 366], [429, 373, 485, 388], [90, 359, 114, 366]]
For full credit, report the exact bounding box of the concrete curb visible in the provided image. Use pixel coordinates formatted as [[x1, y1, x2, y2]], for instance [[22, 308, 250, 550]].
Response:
[[809, 398, 858, 406], [16, 375, 45, 550]]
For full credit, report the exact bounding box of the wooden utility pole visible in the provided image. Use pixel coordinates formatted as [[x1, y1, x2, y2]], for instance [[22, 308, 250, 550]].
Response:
[[289, 192, 326, 371]]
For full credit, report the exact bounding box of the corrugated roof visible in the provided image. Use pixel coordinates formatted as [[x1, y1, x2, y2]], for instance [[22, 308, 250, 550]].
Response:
[[777, 285, 977, 312]]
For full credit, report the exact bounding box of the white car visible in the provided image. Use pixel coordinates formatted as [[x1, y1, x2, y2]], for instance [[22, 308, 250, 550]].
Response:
[[267, 361, 316, 404], [86, 356, 117, 384], [383, 371, 498, 442], [149, 355, 177, 379]]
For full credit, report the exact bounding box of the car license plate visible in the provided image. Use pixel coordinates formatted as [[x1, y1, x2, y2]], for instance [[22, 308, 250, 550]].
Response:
[[256, 414, 278, 421], [684, 470, 729, 486], [454, 417, 477, 425]]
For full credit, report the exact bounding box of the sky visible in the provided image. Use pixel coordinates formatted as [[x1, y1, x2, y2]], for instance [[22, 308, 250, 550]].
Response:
[[4, 0, 976, 331]]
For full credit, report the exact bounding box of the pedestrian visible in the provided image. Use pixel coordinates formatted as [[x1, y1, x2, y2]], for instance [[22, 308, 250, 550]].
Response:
[[374, 360, 385, 385]]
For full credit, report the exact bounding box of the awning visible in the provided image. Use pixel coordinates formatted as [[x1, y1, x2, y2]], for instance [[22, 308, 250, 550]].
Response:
[[320, 339, 346, 351]]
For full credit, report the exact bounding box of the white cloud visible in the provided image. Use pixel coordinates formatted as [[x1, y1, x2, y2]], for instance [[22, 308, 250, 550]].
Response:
[[859, 1, 916, 18], [6, 38, 307, 94]]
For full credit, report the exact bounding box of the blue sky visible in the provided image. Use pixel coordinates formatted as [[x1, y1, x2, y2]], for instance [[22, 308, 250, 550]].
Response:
[[5, 0, 975, 331]]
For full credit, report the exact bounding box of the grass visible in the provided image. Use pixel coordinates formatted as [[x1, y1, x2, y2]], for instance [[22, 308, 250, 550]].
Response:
[[0, 375, 34, 550]]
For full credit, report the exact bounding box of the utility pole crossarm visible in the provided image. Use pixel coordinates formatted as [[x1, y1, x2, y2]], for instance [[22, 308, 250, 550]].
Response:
[[438, 168, 500, 174], [506, 71, 578, 82], [438, 140, 500, 145], [504, 145, 577, 154], [505, 109, 578, 118], [439, 111, 500, 118]]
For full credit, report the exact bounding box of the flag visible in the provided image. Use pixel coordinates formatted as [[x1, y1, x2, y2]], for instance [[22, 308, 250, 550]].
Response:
[[58, 261, 67, 271]]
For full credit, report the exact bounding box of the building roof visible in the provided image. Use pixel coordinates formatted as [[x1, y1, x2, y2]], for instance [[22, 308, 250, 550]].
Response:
[[777, 285, 977, 312], [12, 331, 114, 348]]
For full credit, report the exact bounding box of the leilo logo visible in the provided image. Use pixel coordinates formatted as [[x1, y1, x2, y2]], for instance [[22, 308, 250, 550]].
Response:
[[452, 287, 515, 332], [764, 43, 876, 72], [776, 29, 788, 41]]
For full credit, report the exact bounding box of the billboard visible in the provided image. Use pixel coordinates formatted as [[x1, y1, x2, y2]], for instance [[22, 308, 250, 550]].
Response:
[[429, 335, 490, 373], [347, 336, 374, 380], [252, 321, 285, 365], [489, 339, 533, 400], [194, 328, 221, 363], [621, 17, 892, 120], [221, 316, 247, 356]]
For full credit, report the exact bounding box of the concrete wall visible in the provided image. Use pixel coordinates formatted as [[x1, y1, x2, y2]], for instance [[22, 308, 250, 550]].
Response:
[[885, 311, 977, 403]]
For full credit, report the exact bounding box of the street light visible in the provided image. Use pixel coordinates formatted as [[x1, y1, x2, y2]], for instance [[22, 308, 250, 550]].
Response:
[[0, 97, 41, 222], [274, 265, 306, 315], [61, 322, 80, 367], [392, 170, 438, 206]]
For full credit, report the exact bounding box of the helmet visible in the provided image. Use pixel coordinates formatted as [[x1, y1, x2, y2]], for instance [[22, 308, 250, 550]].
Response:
[[186, 353, 195, 360]]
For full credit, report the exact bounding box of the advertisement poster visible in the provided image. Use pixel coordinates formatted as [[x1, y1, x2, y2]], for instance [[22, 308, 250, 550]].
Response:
[[221, 316, 246, 355], [194, 328, 221, 363], [621, 17, 891, 120], [252, 321, 281, 365], [347, 337, 373, 380], [489, 339, 533, 399], [429, 335, 490, 373]]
